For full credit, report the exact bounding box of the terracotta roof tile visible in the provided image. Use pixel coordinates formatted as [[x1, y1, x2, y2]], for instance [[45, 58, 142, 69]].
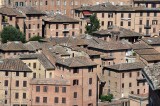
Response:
[[56, 56, 97, 68], [142, 37, 160, 45], [0, 58, 31, 72], [134, 49, 159, 55], [30, 77, 70, 85], [104, 62, 144, 71], [0, 41, 29, 51], [19, 53, 55, 70], [43, 14, 79, 23], [143, 63, 160, 90]]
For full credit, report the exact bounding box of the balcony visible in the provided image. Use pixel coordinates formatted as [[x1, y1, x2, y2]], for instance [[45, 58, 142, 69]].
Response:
[[63, 28, 69, 32], [144, 25, 151, 29], [121, 18, 131, 21], [144, 34, 151, 37]]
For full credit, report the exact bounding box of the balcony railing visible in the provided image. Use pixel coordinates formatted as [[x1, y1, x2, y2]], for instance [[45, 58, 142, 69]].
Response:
[[144, 25, 151, 29], [63, 28, 69, 32]]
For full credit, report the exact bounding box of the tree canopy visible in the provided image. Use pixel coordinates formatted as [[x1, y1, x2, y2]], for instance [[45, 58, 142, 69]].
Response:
[[100, 94, 113, 102], [0, 26, 25, 43], [85, 14, 100, 34], [29, 35, 43, 42]]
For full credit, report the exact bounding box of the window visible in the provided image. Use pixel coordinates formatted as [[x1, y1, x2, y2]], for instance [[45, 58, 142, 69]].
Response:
[[29, 33, 31, 38], [33, 63, 36, 68], [122, 73, 124, 78], [137, 89, 140, 94], [36, 97, 40, 103], [62, 87, 66, 93], [23, 93, 26, 99], [108, 71, 111, 76], [74, 92, 77, 98], [101, 21, 104, 26], [140, 12, 143, 17], [153, 28, 156, 33], [152, 20, 158, 25], [9, 17, 12, 21], [64, 0, 66, 5], [131, 91, 134, 94], [5, 72, 8, 76], [29, 17, 31, 20], [137, 82, 139, 86], [72, 32, 75, 36], [88, 103, 93, 106], [72, 24, 75, 29], [55, 86, 59, 92], [4, 80, 8, 86], [139, 28, 142, 33], [89, 89, 92, 96], [54, 97, 59, 103], [137, 72, 140, 77], [37, 24, 40, 29], [147, 12, 150, 16], [121, 13, 124, 18], [129, 83, 132, 87], [122, 83, 124, 88], [16, 72, 19, 76], [16, 80, 19, 87], [23, 81, 27, 87], [62, 97, 66, 103], [56, 32, 58, 37], [73, 80, 79, 85], [33, 73, 36, 78], [102, 13, 104, 18], [43, 97, 47, 103], [154, 12, 157, 17], [128, 13, 131, 18], [88, 67, 93, 72], [129, 72, 132, 77], [139, 20, 142, 25], [5, 100, 7, 104], [128, 21, 131, 26], [89, 78, 92, 84], [57, 0, 60, 5], [36, 86, 40, 92], [49, 72, 52, 78], [56, 24, 58, 29], [120, 21, 123, 26], [5, 90, 7, 95], [108, 13, 113, 18], [15, 93, 19, 99], [143, 82, 145, 86], [28, 24, 31, 29], [45, 1, 47, 5], [24, 72, 27, 77], [43, 86, 48, 92], [73, 68, 79, 73]]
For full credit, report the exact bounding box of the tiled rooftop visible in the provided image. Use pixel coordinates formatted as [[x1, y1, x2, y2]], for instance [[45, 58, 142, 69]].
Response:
[[142, 37, 160, 45], [104, 62, 144, 71], [19, 53, 55, 70], [0, 58, 31, 72], [43, 14, 79, 23], [56, 56, 97, 68], [30, 77, 70, 85], [75, 2, 160, 12], [143, 63, 160, 90], [0, 41, 29, 51]]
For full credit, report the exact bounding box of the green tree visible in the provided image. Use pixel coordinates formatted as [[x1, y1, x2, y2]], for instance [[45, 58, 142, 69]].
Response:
[[85, 14, 100, 34], [100, 94, 113, 102], [29, 35, 43, 42], [0, 26, 25, 43]]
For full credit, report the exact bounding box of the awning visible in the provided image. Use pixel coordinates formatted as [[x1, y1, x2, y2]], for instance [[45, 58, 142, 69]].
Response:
[[83, 11, 92, 16]]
